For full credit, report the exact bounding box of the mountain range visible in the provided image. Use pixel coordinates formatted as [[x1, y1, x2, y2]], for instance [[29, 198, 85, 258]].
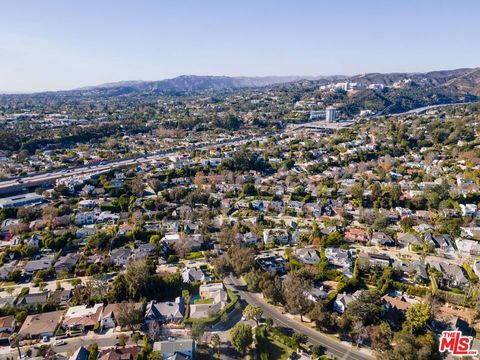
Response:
[[68, 68, 480, 96]]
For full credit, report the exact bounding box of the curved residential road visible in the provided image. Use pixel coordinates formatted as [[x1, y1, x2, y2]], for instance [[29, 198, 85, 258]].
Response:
[[225, 275, 375, 360]]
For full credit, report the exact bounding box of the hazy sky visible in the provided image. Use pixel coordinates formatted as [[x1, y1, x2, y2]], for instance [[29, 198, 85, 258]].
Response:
[[1, 0, 479, 92]]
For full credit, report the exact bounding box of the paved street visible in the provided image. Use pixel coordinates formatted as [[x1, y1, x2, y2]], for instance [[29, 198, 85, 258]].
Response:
[[225, 275, 375, 360], [0, 330, 134, 359]]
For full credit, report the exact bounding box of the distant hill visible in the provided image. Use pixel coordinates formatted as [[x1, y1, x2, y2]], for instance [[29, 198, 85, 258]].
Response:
[[1, 69, 479, 116], [348, 68, 474, 86], [78, 75, 327, 93], [74, 68, 480, 96], [441, 68, 480, 96]]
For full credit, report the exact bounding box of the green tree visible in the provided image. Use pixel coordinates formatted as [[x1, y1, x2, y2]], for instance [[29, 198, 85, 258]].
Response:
[[211, 333, 221, 355], [191, 321, 206, 342], [405, 302, 431, 335], [124, 261, 151, 299], [87, 343, 99, 360], [292, 332, 308, 348], [370, 322, 392, 353], [243, 304, 263, 326], [230, 323, 253, 355], [344, 290, 383, 326], [241, 183, 258, 197], [382, 332, 438, 360], [282, 272, 312, 322], [132, 332, 140, 345]]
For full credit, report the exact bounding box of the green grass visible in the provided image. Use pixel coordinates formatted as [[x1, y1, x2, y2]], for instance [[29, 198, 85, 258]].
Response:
[[193, 298, 213, 304], [186, 251, 203, 260], [429, 274, 438, 295], [463, 262, 479, 283], [256, 326, 292, 360]]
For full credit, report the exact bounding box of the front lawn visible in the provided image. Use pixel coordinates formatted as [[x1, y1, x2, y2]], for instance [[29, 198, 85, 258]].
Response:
[[256, 326, 292, 360], [186, 251, 203, 260]]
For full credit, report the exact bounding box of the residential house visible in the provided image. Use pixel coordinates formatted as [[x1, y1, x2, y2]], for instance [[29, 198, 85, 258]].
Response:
[[428, 261, 469, 288], [396, 232, 423, 247], [189, 283, 228, 319], [0, 262, 18, 281], [162, 233, 180, 246], [153, 339, 195, 359], [291, 228, 310, 245], [54, 252, 81, 273], [18, 310, 64, 339], [381, 294, 412, 312], [98, 346, 140, 360], [263, 229, 289, 245], [24, 257, 53, 276], [97, 211, 119, 224], [455, 238, 480, 256], [345, 228, 369, 244], [77, 200, 97, 210], [144, 298, 184, 324], [190, 234, 204, 250], [371, 232, 394, 246], [184, 221, 200, 234], [62, 303, 104, 332], [393, 260, 429, 283], [75, 212, 97, 225], [427, 233, 455, 252], [295, 248, 320, 265], [324, 247, 353, 268], [110, 248, 132, 268], [100, 303, 143, 330], [69, 346, 90, 360], [268, 201, 284, 213], [333, 291, 361, 313], [306, 284, 329, 302], [181, 268, 208, 283], [133, 243, 156, 260], [474, 260, 480, 277], [257, 256, 286, 274], [460, 204, 477, 217], [288, 200, 303, 213], [0, 315, 15, 333], [238, 232, 259, 246], [16, 292, 49, 307], [49, 289, 72, 307], [76, 224, 97, 239], [359, 252, 392, 268], [381, 294, 412, 325]]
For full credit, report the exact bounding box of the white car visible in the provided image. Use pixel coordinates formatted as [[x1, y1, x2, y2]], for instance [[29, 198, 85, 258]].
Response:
[[53, 340, 66, 346]]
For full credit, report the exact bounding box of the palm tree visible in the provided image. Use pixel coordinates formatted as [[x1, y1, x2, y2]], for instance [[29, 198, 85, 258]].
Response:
[[10, 333, 21, 359], [211, 333, 221, 358]]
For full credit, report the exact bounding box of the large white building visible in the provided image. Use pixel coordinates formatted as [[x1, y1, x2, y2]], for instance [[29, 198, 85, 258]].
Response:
[[326, 106, 337, 122], [0, 193, 44, 209]]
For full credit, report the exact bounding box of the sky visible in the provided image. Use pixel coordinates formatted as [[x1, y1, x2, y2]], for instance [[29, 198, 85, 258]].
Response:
[[0, 0, 479, 92]]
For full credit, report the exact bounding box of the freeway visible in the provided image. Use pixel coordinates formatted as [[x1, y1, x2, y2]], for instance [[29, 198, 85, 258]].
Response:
[[0, 133, 271, 194], [373, 101, 474, 117], [0, 100, 472, 195], [224, 275, 375, 360]]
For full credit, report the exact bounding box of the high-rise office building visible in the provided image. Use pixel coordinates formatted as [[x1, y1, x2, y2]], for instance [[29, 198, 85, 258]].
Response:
[[326, 106, 337, 122]]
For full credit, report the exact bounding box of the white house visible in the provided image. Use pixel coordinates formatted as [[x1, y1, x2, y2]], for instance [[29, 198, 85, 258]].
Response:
[[460, 204, 477, 217], [333, 291, 361, 313], [295, 248, 320, 265], [75, 212, 97, 225], [263, 229, 289, 245]]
